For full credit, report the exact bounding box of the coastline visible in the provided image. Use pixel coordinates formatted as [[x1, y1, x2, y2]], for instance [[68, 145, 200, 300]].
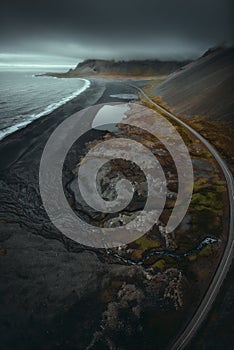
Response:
[[0, 77, 152, 171], [0, 78, 105, 170], [0, 78, 91, 142]]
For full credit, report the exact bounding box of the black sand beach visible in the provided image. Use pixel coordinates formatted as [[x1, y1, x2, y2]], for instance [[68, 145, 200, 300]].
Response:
[[0, 78, 148, 349]]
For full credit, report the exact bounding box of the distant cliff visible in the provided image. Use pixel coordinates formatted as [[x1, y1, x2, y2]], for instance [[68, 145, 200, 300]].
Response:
[[42, 58, 190, 77]]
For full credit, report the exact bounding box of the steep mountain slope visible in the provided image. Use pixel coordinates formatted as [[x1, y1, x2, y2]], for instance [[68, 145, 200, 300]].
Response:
[[151, 47, 234, 120]]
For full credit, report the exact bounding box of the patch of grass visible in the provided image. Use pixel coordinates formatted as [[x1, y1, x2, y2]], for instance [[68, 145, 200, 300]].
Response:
[[183, 116, 234, 175], [135, 234, 161, 250], [198, 245, 213, 257], [191, 191, 223, 213], [151, 259, 166, 270], [131, 234, 161, 260]]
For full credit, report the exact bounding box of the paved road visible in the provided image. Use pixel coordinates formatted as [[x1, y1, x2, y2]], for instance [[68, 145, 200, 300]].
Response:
[[131, 84, 234, 350]]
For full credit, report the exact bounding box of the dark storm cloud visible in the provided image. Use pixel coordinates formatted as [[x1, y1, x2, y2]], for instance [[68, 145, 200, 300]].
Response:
[[0, 0, 233, 60]]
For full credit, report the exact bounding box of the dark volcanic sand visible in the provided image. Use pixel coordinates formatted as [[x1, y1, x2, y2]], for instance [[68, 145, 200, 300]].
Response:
[[0, 79, 132, 346], [1, 78, 170, 350]]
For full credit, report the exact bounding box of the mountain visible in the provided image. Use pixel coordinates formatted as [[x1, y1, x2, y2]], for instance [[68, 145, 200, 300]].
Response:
[[151, 46, 234, 120], [42, 59, 190, 78]]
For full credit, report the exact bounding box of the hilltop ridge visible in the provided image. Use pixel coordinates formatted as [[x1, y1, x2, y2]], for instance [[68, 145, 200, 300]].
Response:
[[41, 58, 190, 78]]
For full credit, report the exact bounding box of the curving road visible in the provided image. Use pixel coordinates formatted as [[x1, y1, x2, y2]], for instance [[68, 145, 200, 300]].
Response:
[[131, 84, 234, 350]]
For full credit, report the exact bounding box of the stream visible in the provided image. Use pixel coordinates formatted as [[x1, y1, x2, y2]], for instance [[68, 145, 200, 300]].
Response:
[[104, 236, 220, 266]]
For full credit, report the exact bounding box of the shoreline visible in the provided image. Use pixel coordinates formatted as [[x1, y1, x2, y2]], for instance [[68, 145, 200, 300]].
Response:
[[36, 72, 167, 79], [0, 77, 91, 142], [0, 78, 100, 170], [0, 77, 144, 171]]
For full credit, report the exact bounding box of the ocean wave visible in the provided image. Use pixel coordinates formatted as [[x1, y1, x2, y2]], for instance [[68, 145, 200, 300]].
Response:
[[0, 79, 90, 141]]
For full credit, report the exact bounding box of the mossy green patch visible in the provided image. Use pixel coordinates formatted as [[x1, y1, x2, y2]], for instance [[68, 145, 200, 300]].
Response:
[[198, 245, 213, 257], [151, 259, 166, 270]]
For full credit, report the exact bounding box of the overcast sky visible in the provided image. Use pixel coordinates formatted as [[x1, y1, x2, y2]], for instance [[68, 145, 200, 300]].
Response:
[[0, 0, 233, 66]]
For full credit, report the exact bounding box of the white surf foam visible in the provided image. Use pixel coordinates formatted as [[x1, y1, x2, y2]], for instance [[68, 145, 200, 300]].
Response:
[[0, 78, 90, 141]]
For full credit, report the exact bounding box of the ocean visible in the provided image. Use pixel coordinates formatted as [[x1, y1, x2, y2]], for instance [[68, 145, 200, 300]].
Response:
[[0, 70, 90, 140]]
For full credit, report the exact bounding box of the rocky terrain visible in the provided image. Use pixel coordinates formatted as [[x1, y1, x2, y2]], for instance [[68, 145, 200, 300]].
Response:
[[60, 102, 227, 348]]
